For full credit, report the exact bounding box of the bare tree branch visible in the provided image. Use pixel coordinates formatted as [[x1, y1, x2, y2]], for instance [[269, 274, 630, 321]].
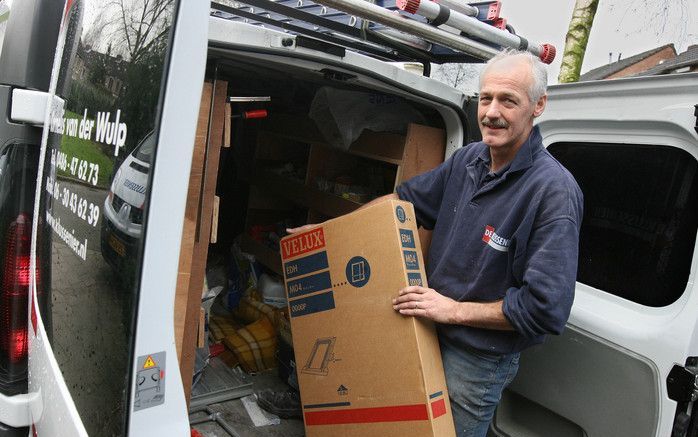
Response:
[[95, 0, 173, 63], [560, 0, 691, 83]]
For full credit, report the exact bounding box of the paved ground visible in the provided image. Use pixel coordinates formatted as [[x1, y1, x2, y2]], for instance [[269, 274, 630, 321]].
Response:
[[47, 222, 131, 435], [44, 180, 134, 436], [191, 370, 305, 437]]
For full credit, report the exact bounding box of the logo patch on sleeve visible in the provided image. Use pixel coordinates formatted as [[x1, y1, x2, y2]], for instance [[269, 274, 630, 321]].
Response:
[[482, 225, 510, 252]]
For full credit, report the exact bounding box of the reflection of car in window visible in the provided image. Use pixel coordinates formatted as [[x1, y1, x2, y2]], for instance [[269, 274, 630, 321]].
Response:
[[100, 132, 153, 268]]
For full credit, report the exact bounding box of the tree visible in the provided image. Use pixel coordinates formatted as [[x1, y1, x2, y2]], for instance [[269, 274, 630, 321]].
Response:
[[558, 0, 599, 83], [99, 0, 174, 154], [103, 0, 173, 64], [431, 63, 482, 92], [558, 0, 692, 83]]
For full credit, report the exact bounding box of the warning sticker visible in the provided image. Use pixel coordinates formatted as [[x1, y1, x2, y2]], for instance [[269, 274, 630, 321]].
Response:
[[134, 351, 166, 412], [143, 356, 156, 369]]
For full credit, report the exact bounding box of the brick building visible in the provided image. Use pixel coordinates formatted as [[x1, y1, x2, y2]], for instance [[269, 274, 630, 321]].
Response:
[[579, 44, 677, 81]]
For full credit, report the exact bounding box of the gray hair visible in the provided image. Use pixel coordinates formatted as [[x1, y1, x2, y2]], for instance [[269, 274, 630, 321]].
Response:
[[479, 49, 548, 103]]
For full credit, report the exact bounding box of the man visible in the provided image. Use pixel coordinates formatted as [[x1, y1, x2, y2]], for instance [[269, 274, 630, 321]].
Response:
[[388, 50, 584, 436], [284, 50, 583, 435]]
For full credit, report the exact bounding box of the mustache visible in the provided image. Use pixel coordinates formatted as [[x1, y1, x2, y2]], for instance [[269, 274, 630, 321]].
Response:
[[481, 117, 509, 128]]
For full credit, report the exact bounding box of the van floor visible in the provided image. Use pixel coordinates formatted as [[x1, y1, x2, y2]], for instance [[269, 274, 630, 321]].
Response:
[[190, 365, 305, 436]]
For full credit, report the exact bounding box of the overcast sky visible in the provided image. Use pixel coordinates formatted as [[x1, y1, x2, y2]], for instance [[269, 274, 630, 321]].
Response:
[[502, 0, 698, 83]]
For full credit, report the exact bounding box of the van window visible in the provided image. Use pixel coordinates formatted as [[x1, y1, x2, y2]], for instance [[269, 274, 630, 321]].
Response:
[[37, 0, 175, 434], [0, 2, 9, 58], [548, 142, 698, 307], [134, 132, 155, 162]]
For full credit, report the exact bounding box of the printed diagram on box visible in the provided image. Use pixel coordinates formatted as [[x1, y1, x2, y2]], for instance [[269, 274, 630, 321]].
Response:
[[352, 262, 365, 282], [302, 337, 339, 376], [345, 256, 371, 288]]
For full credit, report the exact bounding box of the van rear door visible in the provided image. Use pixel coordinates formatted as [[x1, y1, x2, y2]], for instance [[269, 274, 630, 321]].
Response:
[[26, 1, 207, 436], [493, 74, 698, 437]]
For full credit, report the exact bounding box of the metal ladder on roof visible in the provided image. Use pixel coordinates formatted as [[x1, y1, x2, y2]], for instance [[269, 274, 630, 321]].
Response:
[[210, 0, 555, 69]]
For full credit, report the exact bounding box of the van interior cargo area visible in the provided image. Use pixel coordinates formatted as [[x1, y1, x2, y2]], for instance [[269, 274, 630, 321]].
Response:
[[179, 56, 450, 435]]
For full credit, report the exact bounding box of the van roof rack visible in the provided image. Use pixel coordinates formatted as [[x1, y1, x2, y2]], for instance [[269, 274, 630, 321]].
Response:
[[209, 0, 555, 68]]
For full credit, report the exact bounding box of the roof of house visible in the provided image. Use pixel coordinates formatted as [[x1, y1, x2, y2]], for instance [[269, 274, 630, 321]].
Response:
[[579, 43, 675, 81], [637, 44, 698, 76]]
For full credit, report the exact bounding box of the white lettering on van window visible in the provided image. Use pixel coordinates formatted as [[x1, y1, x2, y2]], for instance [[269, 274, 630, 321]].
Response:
[[46, 149, 102, 229], [95, 110, 128, 156], [49, 183, 101, 228], [45, 209, 89, 261], [49, 148, 100, 187], [55, 107, 129, 157]]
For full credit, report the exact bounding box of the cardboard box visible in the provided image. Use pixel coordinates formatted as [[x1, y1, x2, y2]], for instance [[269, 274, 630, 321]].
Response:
[[280, 200, 455, 437]]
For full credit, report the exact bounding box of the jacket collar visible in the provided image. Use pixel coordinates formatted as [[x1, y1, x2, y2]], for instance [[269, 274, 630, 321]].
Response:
[[474, 125, 543, 175], [466, 126, 543, 194]]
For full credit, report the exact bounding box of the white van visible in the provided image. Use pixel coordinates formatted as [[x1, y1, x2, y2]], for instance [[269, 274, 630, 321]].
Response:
[[101, 132, 153, 269], [0, 1, 696, 436]]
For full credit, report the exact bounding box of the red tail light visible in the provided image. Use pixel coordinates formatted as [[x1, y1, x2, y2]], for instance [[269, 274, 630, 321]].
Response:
[[1, 213, 35, 364], [8, 329, 28, 364]]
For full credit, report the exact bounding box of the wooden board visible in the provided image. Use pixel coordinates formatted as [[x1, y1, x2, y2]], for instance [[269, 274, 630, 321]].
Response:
[[399, 124, 446, 261], [399, 123, 446, 183], [223, 103, 231, 148], [174, 81, 212, 369], [211, 195, 220, 244], [348, 130, 406, 164], [174, 79, 228, 406]]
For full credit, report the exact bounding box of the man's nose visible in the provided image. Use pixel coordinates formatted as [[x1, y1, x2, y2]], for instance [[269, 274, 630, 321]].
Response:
[[485, 101, 501, 118]]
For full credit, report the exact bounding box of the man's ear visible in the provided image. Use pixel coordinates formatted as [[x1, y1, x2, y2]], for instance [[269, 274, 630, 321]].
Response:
[[533, 94, 547, 118]]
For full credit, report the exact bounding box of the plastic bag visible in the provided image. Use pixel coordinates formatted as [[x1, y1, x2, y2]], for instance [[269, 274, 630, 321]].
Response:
[[309, 87, 427, 151]]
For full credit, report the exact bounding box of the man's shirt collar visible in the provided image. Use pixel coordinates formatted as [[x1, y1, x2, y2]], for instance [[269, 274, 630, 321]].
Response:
[[474, 125, 543, 176]]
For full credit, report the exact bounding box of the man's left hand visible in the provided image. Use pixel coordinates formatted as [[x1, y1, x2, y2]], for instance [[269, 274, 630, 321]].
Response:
[[392, 286, 459, 324]]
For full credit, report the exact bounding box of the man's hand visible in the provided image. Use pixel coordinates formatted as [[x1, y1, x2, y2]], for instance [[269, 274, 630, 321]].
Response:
[[393, 286, 515, 330], [286, 224, 318, 234], [392, 286, 459, 324]]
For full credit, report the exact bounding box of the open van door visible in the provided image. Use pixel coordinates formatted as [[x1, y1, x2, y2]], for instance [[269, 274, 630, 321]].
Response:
[[25, 0, 208, 435], [492, 74, 698, 437]]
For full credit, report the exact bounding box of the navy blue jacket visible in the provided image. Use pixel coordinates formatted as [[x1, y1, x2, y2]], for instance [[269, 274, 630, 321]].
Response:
[[396, 126, 583, 354]]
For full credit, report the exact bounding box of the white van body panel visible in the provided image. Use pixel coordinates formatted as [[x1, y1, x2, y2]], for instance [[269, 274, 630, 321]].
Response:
[[28, 307, 87, 436], [126, 1, 208, 436]]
